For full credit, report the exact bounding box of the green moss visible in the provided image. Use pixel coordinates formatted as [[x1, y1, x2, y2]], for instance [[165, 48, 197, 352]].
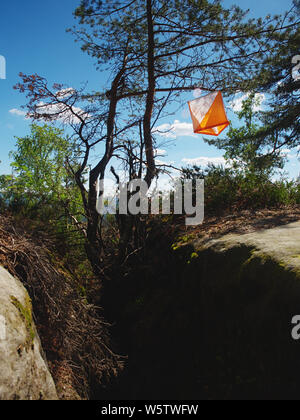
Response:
[[171, 233, 197, 251], [11, 295, 35, 351], [190, 252, 199, 260]]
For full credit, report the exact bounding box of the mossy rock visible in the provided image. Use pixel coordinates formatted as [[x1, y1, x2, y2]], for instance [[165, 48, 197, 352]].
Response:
[[10, 295, 35, 351], [0, 266, 57, 400]]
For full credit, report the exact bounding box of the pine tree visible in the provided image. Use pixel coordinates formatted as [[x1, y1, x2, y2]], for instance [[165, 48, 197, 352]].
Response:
[[15, 0, 298, 271], [207, 3, 300, 162]]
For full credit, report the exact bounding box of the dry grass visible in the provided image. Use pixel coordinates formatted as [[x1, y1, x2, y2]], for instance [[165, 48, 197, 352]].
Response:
[[179, 206, 300, 241], [0, 214, 123, 399]]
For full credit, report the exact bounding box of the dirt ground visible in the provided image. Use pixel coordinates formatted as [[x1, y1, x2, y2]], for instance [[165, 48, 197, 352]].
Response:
[[182, 206, 300, 241]]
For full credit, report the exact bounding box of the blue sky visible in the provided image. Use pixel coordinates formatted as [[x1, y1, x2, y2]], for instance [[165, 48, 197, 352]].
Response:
[[0, 0, 298, 185]]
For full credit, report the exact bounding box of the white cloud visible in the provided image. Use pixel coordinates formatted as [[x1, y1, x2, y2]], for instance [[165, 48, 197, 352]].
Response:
[[56, 88, 76, 99], [193, 88, 203, 98], [34, 102, 90, 125], [153, 120, 195, 139], [154, 148, 167, 157], [281, 148, 292, 157], [155, 158, 176, 167], [155, 159, 169, 166], [182, 156, 227, 167], [149, 175, 173, 193], [9, 108, 27, 117], [230, 93, 265, 113], [9, 101, 89, 125], [281, 148, 297, 159]]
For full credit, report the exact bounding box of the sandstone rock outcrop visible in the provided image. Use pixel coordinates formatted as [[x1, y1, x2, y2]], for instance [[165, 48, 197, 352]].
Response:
[[0, 266, 57, 400]]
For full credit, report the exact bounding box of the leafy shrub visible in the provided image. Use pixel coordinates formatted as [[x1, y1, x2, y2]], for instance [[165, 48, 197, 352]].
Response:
[[181, 164, 300, 214]]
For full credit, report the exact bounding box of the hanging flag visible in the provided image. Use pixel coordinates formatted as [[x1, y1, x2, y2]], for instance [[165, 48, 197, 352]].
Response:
[[188, 91, 230, 136]]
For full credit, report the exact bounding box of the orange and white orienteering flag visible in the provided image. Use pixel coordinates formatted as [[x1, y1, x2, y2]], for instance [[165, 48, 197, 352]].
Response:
[[188, 91, 230, 136]]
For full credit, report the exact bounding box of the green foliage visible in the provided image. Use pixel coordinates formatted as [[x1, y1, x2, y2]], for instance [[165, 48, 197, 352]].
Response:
[[238, 4, 300, 153], [72, 0, 285, 98], [1, 124, 83, 221], [205, 93, 284, 176], [204, 4, 300, 175], [0, 124, 87, 261], [10, 124, 71, 204], [182, 164, 300, 214]]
